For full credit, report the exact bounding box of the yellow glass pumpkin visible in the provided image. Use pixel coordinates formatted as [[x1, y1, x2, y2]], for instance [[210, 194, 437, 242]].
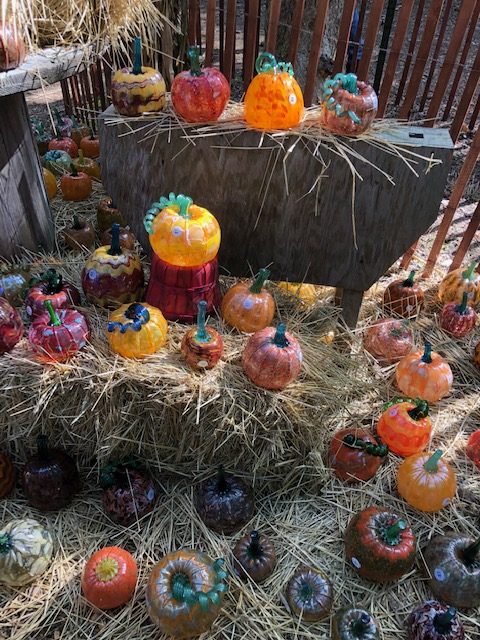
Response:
[[43, 167, 57, 200], [107, 302, 168, 358], [144, 193, 221, 267], [277, 281, 318, 305], [438, 262, 480, 307]]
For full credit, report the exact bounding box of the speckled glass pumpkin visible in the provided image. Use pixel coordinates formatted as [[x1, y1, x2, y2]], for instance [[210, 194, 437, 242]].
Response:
[[440, 292, 477, 338], [397, 450, 456, 512], [79, 131, 100, 158], [181, 300, 224, 370], [108, 302, 168, 359], [111, 37, 166, 116], [407, 601, 464, 640], [285, 565, 333, 622], [0, 267, 29, 306], [245, 53, 304, 130], [377, 398, 432, 457], [0, 519, 53, 586], [320, 73, 377, 136], [242, 323, 302, 390], [146, 550, 228, 639], [41, 150, 72, 175], [144, 193, 221, 268], [100, 460, 156, 527], [383, 271, 424, 318], [438, 262, 480, 306], [0, 21, 25, 71], [0, 452, 15, 498], [28, 301, 89, 362], [233, 530, 276, 583], [60, 164, 92, 201], [25, 268, 81, 318], [363, 318, 414, 364], [82, 547, 137, 610], [48, 135, 78, 158], [332, 608, 380, 640], [221, 269, 275, 333], [344, 506, 416, 583], [328, 428, 388, 483], [72, 150, 101, 180], [0, 297, 23, 355], [396, 342, 453, 403]]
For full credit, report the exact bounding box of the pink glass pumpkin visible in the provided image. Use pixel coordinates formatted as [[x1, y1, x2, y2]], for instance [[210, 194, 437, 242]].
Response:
[[0, 297, 23, 355]]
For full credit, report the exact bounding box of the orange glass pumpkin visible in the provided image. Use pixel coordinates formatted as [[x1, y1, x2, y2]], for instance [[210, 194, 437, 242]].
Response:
[[438, 262, 480, 307], [242, 323, 302, 390], [144, 193, 220, 267], [396, 342, 453, 403], [82, 547, 137, 610], [440, 292, 477, 338], [320, 73, 377, 136], [397, 449, 457, 512], [60, 164, 92, 201], [473, 342, 480, 368], [43, 168, 57, 200], [221, 268, 275, 333], [244, 53, 304, 130], [0, 21, 25, 71], [377, 398, 432, 457], [363, 318, 414, 365], [181, 300, 224, 370], [276, 281, 318, 305], [383, 271, 424, 318], [466, 430, 480, 471], [80, 130, 100, 158], [328, 428, 388, 483], [48, 136, 78, 158], [73, 150, 101, 180], [107, 302, 168, 359]]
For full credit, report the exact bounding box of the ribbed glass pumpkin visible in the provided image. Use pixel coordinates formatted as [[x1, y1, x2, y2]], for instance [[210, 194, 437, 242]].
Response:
[[107, 302, 168, 359], [285, 565, 333, 622], [332, 608, 380, 640], [320, 73, 377, 136], [0, 518, 53, 587], [438, 262, 480, 306], [377, 398, 432, 457], [221, 269, 275, 333], [396, 342, 453, 403]]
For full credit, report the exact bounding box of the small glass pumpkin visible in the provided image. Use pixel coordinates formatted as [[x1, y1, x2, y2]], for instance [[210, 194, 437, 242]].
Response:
[[396, 342, 453, 403], [377, 398, 432, 457], [48, 135, 78, 158], [242, 323, 302, 390], [60, 163, 92, 201], [344, 506, 416, 583], [332, 608, 380, 640], [397, 449, 457, 512], [101, 226, 136, 251], [25, 268, 81, 318], [181, 300, 224, 370], [0, 518, 53, 587], [43, 167, 57, 199], [233, 530, 276, 583], [466, 429, 480, 471], [80, 130, 100, 158], [363, 318, 413, 365], [100, 460, 156, 527], [52, 107, 73, 138], [383, 271, 424, 318], [438, 262, 480, 306], [407, 601, 464, 640], [111, 37, 166, 116], [244, 53, 304, 130], [72, 150, 101, 180], [144, 193, 221, 268], [0, 21, 25, 71], [285, 565, 333, 622], [0, 297, 23, 355], [31, 117, 51, 155], [82, 546, 137, 610], [0, 451, 15, 498], [146, 550, 228, 639], [0, 266, 29, 306], [97, 197, 127, 232], [62, 215, 95, 252], [221, 268, 275, 333], [70, 117, 90, 146], [172, 46, 230, 122], [440, 292, 477, 338], [107, 302, 168, 359], [320, 73, 377, 136], [328, 428, 388, 483], [41, 150, 72, 176]]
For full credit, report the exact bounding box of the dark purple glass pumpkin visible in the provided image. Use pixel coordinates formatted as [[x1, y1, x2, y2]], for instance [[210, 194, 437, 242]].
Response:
[[100, 460, 156, 526]]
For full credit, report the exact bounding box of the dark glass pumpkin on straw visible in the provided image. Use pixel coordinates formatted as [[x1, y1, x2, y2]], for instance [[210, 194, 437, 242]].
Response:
[[383, 270, 424, 318], [332, 608, 381, 640], [100, 459, 156, 526], [407, 601, 464, 640], [285, 565, 333, 622], [0, 297, 23, 355], [233, 530, 276, 583]]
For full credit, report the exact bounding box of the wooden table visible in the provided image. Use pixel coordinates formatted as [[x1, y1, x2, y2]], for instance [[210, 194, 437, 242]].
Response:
[[0, 47, 86, 258], [99, 108, 454, 326]]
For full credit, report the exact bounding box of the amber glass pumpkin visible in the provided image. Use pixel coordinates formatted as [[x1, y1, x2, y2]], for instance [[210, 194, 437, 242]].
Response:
[[0, 21, 25, 71], [383, 271, 424, 318], [97, 197, 127, 232], [181, 300, 224, 370], [438, 262, 480, 307], [48, 135, 78, 158], [62, 215, 95, 252], [332, 608, 380, 640], [146, 550, 228, 639], [285, 565, 333, 622], [43, 167, 57, 200], [397, 449, 457, 512], [100, 460, 156, 526], [423, 532, 480, 609], [377, 398, 432, 457], [473, 342, 480, 368], [466, 429, 480, 471], [328, 428, 388, 483], [82, 546, 137, 610], [0, 452, 15, 498], [25, 268, 80, 318], [277, 281, 318, 305], [0, 297, 23, 355], [242, 323, 302, 390], [101, 226, 136, 251], [28, 301, 89, 362], [194, 466, 254, 535], [245, 53, 304, 130], [70, 117, 90, 146], [233, 530, 276, 583], [344, 506, 416, 582], [172, 46, 230, 123], [440, 292, 477, 338], [107, 302, 168, 359], [320, 73, 377, 135], [80, 130, 100, 158], [82, 224, 144, 307], [42, 149, 72, 175], [0, 519, 53, 587], [396, 342, 453, 403], [60, 163, 92, 201], [363, 318, 413, 365], [73, 150, 101, 180], [407, 601, 464, 640], [22, 434, 80, 511], [221, 269, 275, 333], [144, 193, 221, 268], [112, 37, 166, 116]]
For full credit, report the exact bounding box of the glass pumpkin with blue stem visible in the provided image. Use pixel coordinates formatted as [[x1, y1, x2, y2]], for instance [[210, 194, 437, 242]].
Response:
[[181, 300, 224, 370], [320, 73, 377, 136], [107, 302, 168, 359]]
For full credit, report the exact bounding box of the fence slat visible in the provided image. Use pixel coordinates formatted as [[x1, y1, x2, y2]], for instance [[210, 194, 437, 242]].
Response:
[[395, 0, 426, 106], [349, 0, 368, 74], [205, 0, 216, 65], [60, 79, 72, 116], [188, 0, 199, 45], [243, 0, 260, 85], [449, 201, 480, 271], [422, 125, 480, 278], [304, 0, 330, 106], [469, 91, 480, 130], [332, 0, 357, 74], [266, 0, 282, 53], [288, 0, 306, 65], [399, 0, 444, 119], [450, 42, 480, 142], [372, 0, 397, 89], [399, 241, 419, 270], [223, 0, 236, 83], [219, 0, 224, 69], [356, 0, 385, 80]]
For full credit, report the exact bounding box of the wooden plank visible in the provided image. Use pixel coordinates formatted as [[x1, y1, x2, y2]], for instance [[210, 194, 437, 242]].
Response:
[[205, 0, 216, 66], [356, 0, 385, 81], [188, 0, 199, 45], [333, 0, 357, 74], [449, 201, 480, 271], [266, 0, 282, 53], [223, 0, 236, 83], [450, 42, 480, 142], [339, 289, 364, 328], [80, 69, 95, 125], [60, 78, 72, 116], [395, 0, 426, 106], [288, 0, 306, 65], [96, 58, 108, 112], [469, 91, 480, 130], [304, 0, 330, 107], [243, 0, 260, 85], [378, 0, 415, 117]]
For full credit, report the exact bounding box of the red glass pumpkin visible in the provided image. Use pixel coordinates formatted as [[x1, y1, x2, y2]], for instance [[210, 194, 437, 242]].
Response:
[[25, 268, 81, 319], [181, 301, 224, 370], [383, 271, 424, 318], [0, 451, 15, 498], [0, 21, 25, 71], [407, 601, 464, 640], [48, 136, 78, 158], [440, 292, 477, 338], [328, 428, 388, 483], [377, 398, 432, 457], [0, 297, 23, 355], [242, 323, 302, 390], [82, 547, 137, 610], [363, 318, 413, 365], [466, 430, 480, 471], [100, 460, 156, 527], [320, 73, 377, 136], [80, 130, 100, 158], [28, 301, 89, 363], [172, 46, 230, 123]]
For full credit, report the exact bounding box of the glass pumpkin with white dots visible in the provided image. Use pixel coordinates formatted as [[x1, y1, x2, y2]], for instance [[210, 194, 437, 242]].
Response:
[[144, 193, 221, 268]]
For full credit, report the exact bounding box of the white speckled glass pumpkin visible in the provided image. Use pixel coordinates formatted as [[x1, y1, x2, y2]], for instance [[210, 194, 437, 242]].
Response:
[[0, 518, 53, 586]]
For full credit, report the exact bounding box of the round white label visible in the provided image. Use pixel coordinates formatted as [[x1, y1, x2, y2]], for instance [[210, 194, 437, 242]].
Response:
[[351, 556, 361, 569], [434, 567, 446, 582], [172, 226, 183, 236], [289, 94, 297, 105]]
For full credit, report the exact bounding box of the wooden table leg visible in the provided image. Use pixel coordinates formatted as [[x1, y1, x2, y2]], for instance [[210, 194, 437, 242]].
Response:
[[339, 288, 364, 328], [0, 93, 54, 258]]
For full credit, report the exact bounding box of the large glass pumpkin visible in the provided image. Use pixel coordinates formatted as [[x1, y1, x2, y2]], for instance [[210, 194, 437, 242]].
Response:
[[320, 73, 377, 136], [438, 262, 480, 306], [221, 268, 275, 333], [396, 342, 453, 403], [0, 297, 23, 355], [108, 302, 168, 359], [377, 398, 432, 457], [244, 53, 304, 130], [0, 21, 25, 71], [144, 193, 221, 268]]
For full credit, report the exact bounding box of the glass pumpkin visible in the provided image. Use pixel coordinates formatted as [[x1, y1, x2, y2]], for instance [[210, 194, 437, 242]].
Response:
[[107, 302, 168, 359], [52, 107, 73, 138], [181, 300, 224, 370], [100, 460, 156, 527], [332, 608, 380, 640], [60, 164, 92, 201], [396, 342, 453, 403], [111, 37, 166, 116], [423, 532, 480, 609], [41, 150, 72, 176], [80, 130, 100, 158], [438, 262, 480, 306], [172, 46, 230, 123], [285, 565, 333, 622], [0, 518, 53, 587], [101, 226, 136, 251], [43, 167, 57, 200], [82, 546, 137, 610], [242, 323, 302, 390], [320, 73, 377, 136], [276, 281, 318, 305], [383, 271, 424, 318], [221, 268, 275, 333], [440, 292, 477, 338], [344, 506, 416, 583], [144, 193, 221, 268], [377, 398, 432, 457], [328, 428, 388, 483], [70, 117, 90, 146], [146, 550, 228, 639], [73, 150, 101, 180], [28, 301, 89, 363], [407, 601, 464, 640], [82, 224, 144, 308], [48, 135, 78, 158], [363, 318, 413, 365], [466, 429, 480, 471], [232, 530, 276, 583], [397, 449, 457, 512], [0, 297, 23, 355], [0, 451, 15, 498], [0, 21, 25, 71], [25, 268, 81, 318], [0, 267, 29, 306], [97, 197, 127, 232], [62, 215, 95, 252], [244, 53, 304, 130]]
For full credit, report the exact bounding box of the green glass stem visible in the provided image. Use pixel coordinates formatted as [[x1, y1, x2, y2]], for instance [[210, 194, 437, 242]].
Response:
[[462, 261, 477, 281], [273, 323, 288, 347], [407, 399, 429, 420], [463, 536, 480, 564], [132, 36, 142, 75], [342, 434, 388, 457], [44, 300, 62, 327], [423, 449, 443, 473], [249, 268, 270, 294], [69, 163, 78, 177], [457, 292, 469, 314], [187, 46, 203, 77], [195, 300, 210, 342], [384, 520, 406, 545], [108, 223, 122, 256], [44, 269, 63, 294], [172, 573, 194, 602], [433, 607, 456, 633], [0, 533, 11, 555], [421, 342, 433, 364], [177, 194, 192, 219], [403, 270, 416, 287]]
